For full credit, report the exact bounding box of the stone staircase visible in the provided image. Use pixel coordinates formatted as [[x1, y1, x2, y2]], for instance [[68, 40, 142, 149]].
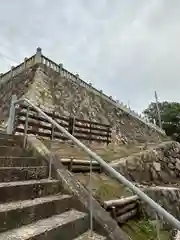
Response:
[[46, 140, 140, 225], [0, 134, 106, 239]]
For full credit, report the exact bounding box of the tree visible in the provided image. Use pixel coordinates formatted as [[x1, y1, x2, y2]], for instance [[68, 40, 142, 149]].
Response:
[[143, 101, 180, 141]]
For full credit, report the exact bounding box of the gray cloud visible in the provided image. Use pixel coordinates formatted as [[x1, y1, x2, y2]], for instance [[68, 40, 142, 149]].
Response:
[[0, 0, 180, 112]]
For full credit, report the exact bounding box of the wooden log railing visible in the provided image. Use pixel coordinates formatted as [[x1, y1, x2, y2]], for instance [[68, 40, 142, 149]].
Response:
[[103, 196, 140, 225], [14, 103, 112, 145], [58, 158, 101, 172]]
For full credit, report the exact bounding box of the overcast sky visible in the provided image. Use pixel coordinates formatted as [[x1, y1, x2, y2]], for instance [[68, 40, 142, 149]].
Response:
[[0, 0, 180, 113]]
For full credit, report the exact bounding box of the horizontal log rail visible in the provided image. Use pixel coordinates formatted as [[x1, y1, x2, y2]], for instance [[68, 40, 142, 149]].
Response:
[[115, 202, 137, 216], [104, 195, 139, 209], [17, 104, 110, 127], [71, 165, 101, 173], [60, 158, 100, 166], [14, 103, 112, 145], [104, 196, 139, 225], [116, 209, 138, 224], [58, 157, 101, 172]]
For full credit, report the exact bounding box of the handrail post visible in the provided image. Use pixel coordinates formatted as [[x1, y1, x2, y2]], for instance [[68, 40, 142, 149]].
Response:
[[23, 105, 30, 148], [7, 94, 17, 134], [49, 111, 55, 179], [89, 156, 93, 237], [156, 213, 160, 240], [48, 152, 53, 179]]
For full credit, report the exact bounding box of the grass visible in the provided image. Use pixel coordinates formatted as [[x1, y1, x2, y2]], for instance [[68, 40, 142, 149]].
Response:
[[98, 144, 144, 162], [122, 220, 171, 240], [40, 138, 151, 162], [94, 181, 133, 202], [74, 173, 133, 202]]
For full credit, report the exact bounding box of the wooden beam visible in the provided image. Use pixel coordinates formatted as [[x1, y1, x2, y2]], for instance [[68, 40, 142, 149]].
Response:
[[116, 209, 137, 224], [104, 195, 139, 209], [60, 158, 99, 166]]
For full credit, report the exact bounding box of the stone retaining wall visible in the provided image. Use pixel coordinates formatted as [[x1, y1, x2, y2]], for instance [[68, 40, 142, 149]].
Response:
[[0, 64, 38, 126], [24, 64, 165, 144], [0, 61, 166, 144], [112, 141, 180, 184], [141, 186, 180, 231]]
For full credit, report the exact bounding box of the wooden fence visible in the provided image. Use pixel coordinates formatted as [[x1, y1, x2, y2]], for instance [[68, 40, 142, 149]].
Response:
[[14, 104, 112, 144]]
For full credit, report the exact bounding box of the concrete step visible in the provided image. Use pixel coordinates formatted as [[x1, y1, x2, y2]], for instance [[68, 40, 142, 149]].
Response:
[[0, 138, 17, 146], [74, 230, 106, 239], [0, 210, 89, 239], [0, 134, 25, 146], [0, 166, 49, 182], [0, 194, 74, 232], [0, 179, 62, 203], [0, 133, 22, 141], [0, 146, 30, 157], [0, 156, 47, 167], [0, 137, 21, 147], [0, 128, 6, 134]]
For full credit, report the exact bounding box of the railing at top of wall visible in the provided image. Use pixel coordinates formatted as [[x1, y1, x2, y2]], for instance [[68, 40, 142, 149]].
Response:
[[0, 47, 165, 135]]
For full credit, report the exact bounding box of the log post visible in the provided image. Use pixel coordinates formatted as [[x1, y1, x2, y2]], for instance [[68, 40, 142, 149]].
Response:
[[68, 157, 73, 171]]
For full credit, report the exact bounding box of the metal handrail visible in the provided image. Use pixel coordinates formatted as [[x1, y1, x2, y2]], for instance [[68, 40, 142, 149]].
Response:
[[7, 96, 180, 231]]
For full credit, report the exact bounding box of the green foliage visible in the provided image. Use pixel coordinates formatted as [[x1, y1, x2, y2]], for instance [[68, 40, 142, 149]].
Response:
[[138, 220, 155, 236], [144, 101, 180, 141], [122, 220, 170, 240]]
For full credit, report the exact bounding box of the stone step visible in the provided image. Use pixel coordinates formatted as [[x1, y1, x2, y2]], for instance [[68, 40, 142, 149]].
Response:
[[0, 133, 22, 141], [0, 166, 49, 182], [0, 210, 89, 239], [0, 179, 62, 203], [0, 156, 47, 167], [74, 230, 106, 239], [0, 146, 30, 157], [0, 194, 74, 232], [0, 128, 6, 134], [0, 136, 22, 147]]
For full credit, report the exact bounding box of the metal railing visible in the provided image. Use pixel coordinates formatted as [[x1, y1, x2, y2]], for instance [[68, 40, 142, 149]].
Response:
[[0, 47, 165, 135], [6, 95, 180, 236]]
